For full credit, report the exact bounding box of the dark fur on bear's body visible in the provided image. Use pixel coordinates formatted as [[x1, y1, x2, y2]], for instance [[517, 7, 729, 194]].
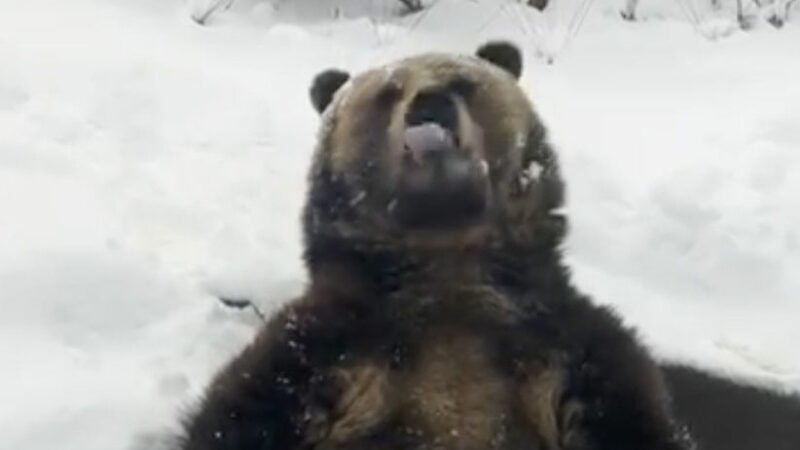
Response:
[[661, 364, 800, 450], [176, 43, 692, 450], [178, 250, 688, 450]]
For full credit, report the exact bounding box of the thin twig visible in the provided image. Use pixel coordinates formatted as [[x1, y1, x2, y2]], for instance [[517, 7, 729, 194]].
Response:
[[191, 0, 235, 25], [674, 0, 715, 40], [218, 297, 269, 325], [554, 0, 597, 61]]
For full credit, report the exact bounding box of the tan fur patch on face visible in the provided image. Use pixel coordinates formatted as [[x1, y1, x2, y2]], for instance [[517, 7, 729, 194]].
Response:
[[325, 54, 536, 179], [519, 367, 565, 450], [400, 332, 507, 449], [327, 70, 392, 175], [316, 52, 560, 250]]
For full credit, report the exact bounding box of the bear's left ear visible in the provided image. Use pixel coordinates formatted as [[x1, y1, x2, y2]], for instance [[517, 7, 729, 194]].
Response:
[[310, 69, 351, 114], [476, 41, 522, 80]]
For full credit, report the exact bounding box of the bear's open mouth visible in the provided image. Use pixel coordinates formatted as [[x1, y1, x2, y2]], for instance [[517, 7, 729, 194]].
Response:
[[403, 122, 458, 166], [385, 89, 490, 230], [391, 122, 488, 230]]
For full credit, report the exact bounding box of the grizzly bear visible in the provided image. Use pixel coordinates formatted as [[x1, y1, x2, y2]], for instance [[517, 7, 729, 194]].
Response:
[[175, 42, 693, 450]]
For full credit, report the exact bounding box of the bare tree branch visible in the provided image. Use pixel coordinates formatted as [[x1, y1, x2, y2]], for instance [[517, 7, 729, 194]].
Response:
[[190, 0, 235, 25]]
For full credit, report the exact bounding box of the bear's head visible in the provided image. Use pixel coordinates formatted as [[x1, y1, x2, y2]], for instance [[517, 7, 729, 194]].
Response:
[[304, 42, 565, 268]]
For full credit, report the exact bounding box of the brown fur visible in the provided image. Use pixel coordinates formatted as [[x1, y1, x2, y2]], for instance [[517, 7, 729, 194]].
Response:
[[399, 332, 505, 449], [519, 368, 564, 450], [312, 53, 563, 253], [324, 363, 392, 444], [176, 43, 692, 450]]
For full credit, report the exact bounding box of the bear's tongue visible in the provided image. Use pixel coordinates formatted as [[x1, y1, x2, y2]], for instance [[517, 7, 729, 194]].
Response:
[[403, 123, 456, 165]]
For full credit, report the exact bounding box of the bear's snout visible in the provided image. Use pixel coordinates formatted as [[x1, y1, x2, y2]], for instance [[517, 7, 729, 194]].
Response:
[[406, 89, 459, 132]]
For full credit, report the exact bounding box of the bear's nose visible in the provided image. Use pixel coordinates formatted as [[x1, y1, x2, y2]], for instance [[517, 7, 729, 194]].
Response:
[[405, 89, 458, 132]]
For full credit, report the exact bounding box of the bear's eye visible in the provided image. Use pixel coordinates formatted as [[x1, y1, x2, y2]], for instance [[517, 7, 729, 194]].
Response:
[[448, 77, 478, 99], [376, 80, 404, 106]]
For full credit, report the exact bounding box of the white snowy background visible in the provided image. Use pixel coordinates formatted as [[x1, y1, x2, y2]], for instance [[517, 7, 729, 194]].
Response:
[[1, 0, 798, 449]]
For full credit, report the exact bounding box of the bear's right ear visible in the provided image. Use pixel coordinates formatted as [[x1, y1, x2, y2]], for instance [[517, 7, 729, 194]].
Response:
[[310, 69, 351, 114], [476, 41, 522, 80]]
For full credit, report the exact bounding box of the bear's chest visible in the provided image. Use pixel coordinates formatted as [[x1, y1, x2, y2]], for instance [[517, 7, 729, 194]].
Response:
[[322, 289, 561, 450], [396, 331, 509, 449]]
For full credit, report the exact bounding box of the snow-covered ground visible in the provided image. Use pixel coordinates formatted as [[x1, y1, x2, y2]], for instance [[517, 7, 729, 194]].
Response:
[[1, 0, 798, 448]]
